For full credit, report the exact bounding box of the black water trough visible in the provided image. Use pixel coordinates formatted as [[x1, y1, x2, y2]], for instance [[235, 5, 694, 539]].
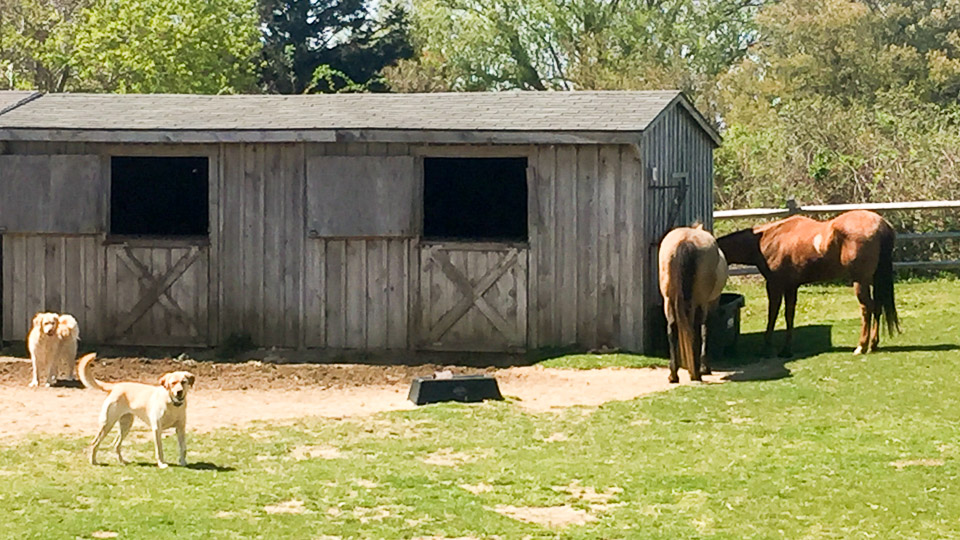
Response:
[[648, 292, 746, 358], [408, 374, 503, 405]]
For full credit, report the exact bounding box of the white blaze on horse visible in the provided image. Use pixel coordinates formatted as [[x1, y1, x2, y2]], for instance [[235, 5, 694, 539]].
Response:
[[658, 224, 729, 383], [716, 210, 900, 357]]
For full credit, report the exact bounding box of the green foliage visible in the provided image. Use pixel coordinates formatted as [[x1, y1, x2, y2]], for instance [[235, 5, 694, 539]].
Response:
[[0, 0, 88, 91], [3, 280, 960, 537], [71, 0, 261, 93], [0, 0, 262, 93], [395, 0, 762, 109], [716, 0, 960, 209]]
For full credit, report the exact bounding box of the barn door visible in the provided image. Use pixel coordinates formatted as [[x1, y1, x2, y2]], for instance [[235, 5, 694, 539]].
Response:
[[417, 243, 527, 351], [104, 243, 209, 346]]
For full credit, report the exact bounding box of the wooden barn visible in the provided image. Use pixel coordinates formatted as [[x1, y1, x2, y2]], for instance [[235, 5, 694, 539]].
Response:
[[0, 90, 719, 354]]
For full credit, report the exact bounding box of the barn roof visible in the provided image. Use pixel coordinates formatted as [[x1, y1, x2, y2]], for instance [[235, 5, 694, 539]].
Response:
[[0, 90, 720, 145], [0, 91, 41, 116]]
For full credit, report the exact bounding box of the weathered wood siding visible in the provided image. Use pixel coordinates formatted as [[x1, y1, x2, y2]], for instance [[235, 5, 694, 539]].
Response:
[[640, 103, 717, 351], [220, 142, 414, 350], [303, 238, 411, 349], [306, 155, 417, 237], [527, 144, 647, 351], [1, 129, 713, 353], [2, 235, 103, 342], [218, 143, 304, 347], [0, 155, 104, 233], [103, 243, 208, 346], [417, 243, 527, 351]]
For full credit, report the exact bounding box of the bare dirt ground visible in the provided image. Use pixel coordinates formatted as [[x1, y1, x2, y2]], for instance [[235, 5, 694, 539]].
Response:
[[0, 355, 729, 443]]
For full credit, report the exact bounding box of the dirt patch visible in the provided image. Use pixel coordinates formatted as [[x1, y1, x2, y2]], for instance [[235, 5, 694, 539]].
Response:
[[264, 499, 307, 515], [494, 504, 597, 528], [890, 458, 945, 469], [0, 355, 728, 443]]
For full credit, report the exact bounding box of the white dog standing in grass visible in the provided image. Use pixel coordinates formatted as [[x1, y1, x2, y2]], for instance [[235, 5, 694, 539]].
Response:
[[78, 353, 196, 468], [27, 312, 79, 387]]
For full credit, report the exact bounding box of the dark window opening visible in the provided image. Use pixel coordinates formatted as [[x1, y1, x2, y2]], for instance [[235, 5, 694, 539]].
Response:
[[110, 156, 209, 236], [423, 157, 528, 242]]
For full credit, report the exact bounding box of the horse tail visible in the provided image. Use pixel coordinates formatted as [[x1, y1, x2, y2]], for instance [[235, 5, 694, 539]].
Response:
[[669, 241, 699, 373], [873, 221, 901, 335]]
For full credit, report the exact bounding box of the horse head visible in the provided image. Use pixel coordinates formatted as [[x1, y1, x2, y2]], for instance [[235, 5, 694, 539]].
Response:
[[716, 228, 764, 267]]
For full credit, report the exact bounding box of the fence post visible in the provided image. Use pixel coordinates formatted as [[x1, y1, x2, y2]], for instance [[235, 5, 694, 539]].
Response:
[[786, 198, 800, 215]]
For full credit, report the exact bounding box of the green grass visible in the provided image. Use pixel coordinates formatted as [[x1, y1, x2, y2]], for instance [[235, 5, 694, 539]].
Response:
[[3, 279, 960, 539]]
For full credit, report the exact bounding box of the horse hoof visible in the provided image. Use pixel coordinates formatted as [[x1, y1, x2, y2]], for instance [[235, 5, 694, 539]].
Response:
[[668, 375, 679, 384], [853, 346, 863, 355]]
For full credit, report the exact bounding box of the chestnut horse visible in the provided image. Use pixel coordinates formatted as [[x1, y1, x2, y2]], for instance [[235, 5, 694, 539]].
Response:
[[716, 210, 899, 357], [659, 225, 728, 383]]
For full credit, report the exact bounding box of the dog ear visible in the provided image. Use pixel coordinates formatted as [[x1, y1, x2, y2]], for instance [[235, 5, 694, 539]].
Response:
[[32, 313, 44, 328], [159, 373, 172, 389], [183, 372, 196, 387]]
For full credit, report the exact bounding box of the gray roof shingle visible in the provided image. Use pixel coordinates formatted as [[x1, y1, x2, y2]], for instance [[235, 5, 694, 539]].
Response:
[[0, 90, 680, 132], [0, 91, 40, 115]]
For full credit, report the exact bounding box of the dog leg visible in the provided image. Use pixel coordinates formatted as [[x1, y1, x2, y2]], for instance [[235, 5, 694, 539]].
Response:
[[153, 428, 168, 468], [89, 417, 117, 466], [46, 355, 58, 386], [176, 424, 187, 466], [113, 415, 133, 465], [29, 358, 40, 387]]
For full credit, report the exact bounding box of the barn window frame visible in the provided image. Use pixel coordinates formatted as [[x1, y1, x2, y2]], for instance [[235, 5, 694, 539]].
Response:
[[106, 149, 215, 244], [417, 147, 531, 245]]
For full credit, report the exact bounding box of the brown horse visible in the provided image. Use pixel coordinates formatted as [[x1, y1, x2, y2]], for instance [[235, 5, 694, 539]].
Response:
[[659, 225, 728, 383], [716, 210, 899, 357]]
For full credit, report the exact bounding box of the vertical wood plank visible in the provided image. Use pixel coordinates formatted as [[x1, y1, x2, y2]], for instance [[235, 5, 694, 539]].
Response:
[[325, 240, 346, 348], [597, 145, 620, 347], [555, 146, 578, 345], [576, 146, 599, 348], [263, 145, 284, 345], [366, 239, 388, 348], [218, 145, 242, 338], [286, 143, 305, 347], [345, 240, 367, 348], [386, 239, 407, 348], [243, 144, 265, 343]]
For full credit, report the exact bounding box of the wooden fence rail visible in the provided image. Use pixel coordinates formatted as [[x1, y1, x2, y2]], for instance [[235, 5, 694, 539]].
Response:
[[714, 199, 960, 274]]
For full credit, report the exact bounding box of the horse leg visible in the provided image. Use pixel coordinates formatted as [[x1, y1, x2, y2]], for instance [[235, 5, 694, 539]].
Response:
[[868, 282, 882, 352], [667, 320, 680, 384], [780, 287, 798, 358], [690, 307, 704, 382], [853, 281, 874, 355], [764, 282, 783, 357], [699, 312, 711, 376], [870, 303, 882, 352]]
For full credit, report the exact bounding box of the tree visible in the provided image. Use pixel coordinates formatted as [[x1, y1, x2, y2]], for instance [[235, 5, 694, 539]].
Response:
[[71, 0, 261, 93], [259, 0, 414, 93], [0, 0, 89, 91], [715, 0, 960, 207], [1, 0, 261, 93], [395, 0, 763, 115]]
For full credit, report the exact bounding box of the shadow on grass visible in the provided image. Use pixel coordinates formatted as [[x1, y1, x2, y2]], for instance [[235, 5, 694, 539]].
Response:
[[127, 461, 236, 472], [875, 343, 960, 353], [712, 324, 836, 382], [186, 462, 235, 472]]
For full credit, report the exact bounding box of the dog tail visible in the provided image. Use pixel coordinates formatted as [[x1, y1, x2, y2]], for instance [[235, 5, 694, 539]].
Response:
[[78, 353, 112, 392], [57, 314, 79, 341]]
